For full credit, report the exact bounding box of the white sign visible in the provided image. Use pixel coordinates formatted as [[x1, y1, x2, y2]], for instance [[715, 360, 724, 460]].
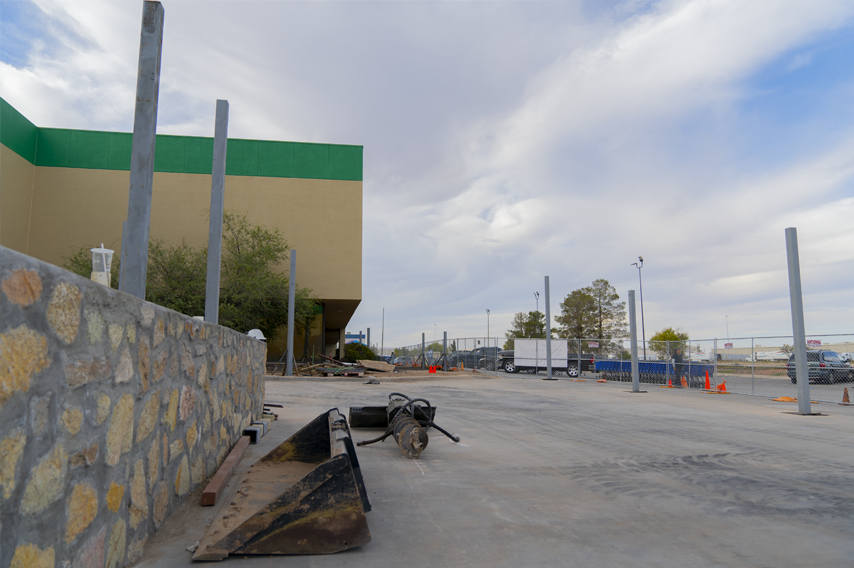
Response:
[[588, 342, 599, 348], [807, 339, 822, 347], [724, 343, 733, 349]]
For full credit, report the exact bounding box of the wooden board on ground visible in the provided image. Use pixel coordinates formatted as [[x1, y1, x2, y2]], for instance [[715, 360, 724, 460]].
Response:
[[358, 359, 395, 372]]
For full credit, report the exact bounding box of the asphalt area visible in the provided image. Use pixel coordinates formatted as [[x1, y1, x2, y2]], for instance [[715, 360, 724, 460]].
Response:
[[136, 375, 854, 568]]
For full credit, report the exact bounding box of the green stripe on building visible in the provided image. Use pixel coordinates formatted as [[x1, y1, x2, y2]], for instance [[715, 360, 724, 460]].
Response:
[[1, 97, 362, 181], [1, 98, 39, 163]]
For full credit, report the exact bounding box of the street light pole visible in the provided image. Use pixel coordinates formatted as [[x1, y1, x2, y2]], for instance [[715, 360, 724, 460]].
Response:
[[631, 257, 646, 361], [534, 291, 540, 338], [486, 309, 490, 347]]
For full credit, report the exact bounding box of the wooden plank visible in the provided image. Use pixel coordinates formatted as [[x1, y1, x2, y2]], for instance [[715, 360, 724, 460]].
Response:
[[201, 435, 251, 506]]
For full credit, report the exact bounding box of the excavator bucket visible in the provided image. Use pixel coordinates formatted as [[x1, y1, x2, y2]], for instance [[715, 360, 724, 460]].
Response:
[[193, 409, 371, 561]]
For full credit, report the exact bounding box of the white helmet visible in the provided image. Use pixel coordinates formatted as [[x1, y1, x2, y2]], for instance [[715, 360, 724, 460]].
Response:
[[247, 329, 266, 342]]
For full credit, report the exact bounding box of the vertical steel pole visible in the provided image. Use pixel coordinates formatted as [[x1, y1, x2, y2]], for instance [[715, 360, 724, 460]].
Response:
[[381, 308, 385, 360], [120, 1, 164, 299], [713, 339, 718, 386], [544, 276, 554, 380], [786, 227, 811, 414], [285, 250, 296, 377], [751, 337, 755, 395], [629, 291, 640, 392], [205, 99, 229, 323], [367, 328, 371, 355], [422, 333, 426, 369], [443, 331, 448, 371]]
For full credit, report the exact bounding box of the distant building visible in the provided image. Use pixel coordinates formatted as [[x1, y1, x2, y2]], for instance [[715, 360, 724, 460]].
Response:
[[0, 97, 362, 359]]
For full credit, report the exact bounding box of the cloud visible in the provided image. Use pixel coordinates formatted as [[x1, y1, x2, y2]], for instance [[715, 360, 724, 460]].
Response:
[[2, 0, 853, 346]]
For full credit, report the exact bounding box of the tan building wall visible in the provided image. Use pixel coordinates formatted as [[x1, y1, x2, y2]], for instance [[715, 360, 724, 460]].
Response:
[[0, 144, 35, 253], [26, 167, 362, 303]]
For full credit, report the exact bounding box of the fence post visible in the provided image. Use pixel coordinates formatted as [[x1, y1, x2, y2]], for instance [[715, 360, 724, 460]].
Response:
[[751, 337, 755, 395], [421, 333, 426, 369], [629, 290, 641, 392], [786, 227, 812, 414], [713, 339, 718, 385]]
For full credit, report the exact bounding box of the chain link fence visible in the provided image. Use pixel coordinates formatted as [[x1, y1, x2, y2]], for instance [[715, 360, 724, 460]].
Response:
[[389, 333, 854, 403]]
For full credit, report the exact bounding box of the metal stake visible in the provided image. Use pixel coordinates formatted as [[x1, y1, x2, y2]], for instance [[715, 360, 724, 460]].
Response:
[[205, 99, 229, 324], [786, 227, 811, 414], [120, 1, 165, 299]]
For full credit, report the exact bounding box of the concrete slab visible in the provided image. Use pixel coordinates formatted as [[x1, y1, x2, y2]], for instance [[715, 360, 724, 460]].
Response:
[[137, 377, 854, 568]]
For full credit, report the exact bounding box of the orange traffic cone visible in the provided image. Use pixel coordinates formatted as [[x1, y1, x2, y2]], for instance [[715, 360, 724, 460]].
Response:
[[716, 381, 727, 393], [429, 365, 436, 374], [661, 377, 674, 388], [681, 376, 688, 388], [461, 362, 464, 370], [841, 388, 852, 406], [704, 371, 711, 390]]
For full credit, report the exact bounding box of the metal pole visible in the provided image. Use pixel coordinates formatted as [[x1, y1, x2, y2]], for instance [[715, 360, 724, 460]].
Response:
[[367, 328, 371, 354], [205, 99, 229, 323], [285, 250, 296, 377], [751, 337, 755, 395], [120, 1, 165, 299], [381, 308, 385, 360], [713, 339, 718, 386], [786, 227, 811, 414], [544, 276, 554, 380], [629, 290, 640, 392], [421, 333, 426, 369], [443, 331, 447, 371]]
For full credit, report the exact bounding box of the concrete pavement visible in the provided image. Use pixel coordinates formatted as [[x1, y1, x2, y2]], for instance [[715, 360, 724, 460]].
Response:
[[136, 376, 854, 568]]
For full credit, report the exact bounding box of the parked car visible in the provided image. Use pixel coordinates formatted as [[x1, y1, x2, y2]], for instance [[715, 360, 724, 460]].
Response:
[[840, 353, 853, 363], [448, 347, 501, 370], [393, 356, 415, 366], [787, 350, 853, 384]]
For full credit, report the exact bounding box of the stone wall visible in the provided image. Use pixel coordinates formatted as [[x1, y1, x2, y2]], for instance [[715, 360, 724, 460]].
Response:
[[0, 246, 266, 568]]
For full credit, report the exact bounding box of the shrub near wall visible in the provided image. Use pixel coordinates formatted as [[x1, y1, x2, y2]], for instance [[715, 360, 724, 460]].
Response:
[[0, 246, 266, 568]]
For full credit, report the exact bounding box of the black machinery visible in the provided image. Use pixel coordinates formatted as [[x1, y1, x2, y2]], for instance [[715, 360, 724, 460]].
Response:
[[350, 393, 460, 459]]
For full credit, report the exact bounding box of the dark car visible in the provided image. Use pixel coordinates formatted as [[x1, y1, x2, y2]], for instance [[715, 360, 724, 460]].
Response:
[[449, 347, 501, 370], [787, 350, 853, 384]]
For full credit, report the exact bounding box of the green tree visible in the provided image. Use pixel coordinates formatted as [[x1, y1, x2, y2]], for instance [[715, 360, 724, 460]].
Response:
[[587, 278, 627, 341], [649, 327, 689, 359], [503, 311, 546, 348], [62, 211, 319, 341], [555, 279, 626, 345], [555, 289, 596, 339]]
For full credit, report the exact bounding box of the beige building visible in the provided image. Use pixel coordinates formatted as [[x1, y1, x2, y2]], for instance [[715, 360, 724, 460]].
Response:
[[0, 97, 361, 359]]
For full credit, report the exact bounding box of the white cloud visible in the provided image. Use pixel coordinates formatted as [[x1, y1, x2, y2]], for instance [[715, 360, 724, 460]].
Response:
[[2, 0, 853, 346]]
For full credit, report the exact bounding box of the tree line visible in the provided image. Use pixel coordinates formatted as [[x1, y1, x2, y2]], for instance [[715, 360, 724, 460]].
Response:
[[504, 278, 690, 359]]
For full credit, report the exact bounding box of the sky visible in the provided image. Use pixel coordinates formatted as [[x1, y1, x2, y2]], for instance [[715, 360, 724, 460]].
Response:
[[2, 0, 853, 348]]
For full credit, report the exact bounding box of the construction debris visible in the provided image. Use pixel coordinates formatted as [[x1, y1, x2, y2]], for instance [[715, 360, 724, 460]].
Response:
[[351, 392, 460, 459], [358, 359, 395, 372]]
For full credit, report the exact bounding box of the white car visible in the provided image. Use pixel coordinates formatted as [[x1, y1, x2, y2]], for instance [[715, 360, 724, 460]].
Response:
[[840, 353, 853, 363]]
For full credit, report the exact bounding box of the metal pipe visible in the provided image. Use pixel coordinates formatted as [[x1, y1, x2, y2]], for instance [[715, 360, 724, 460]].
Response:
[[786, 227, 811, 414]]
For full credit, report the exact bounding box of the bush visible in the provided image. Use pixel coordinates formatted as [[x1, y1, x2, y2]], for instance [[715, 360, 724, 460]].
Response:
[[340, 343, 376, 363]]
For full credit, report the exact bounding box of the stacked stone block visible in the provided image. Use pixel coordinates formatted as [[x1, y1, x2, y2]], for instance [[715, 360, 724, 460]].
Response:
[[0, 246, 266, 568]]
